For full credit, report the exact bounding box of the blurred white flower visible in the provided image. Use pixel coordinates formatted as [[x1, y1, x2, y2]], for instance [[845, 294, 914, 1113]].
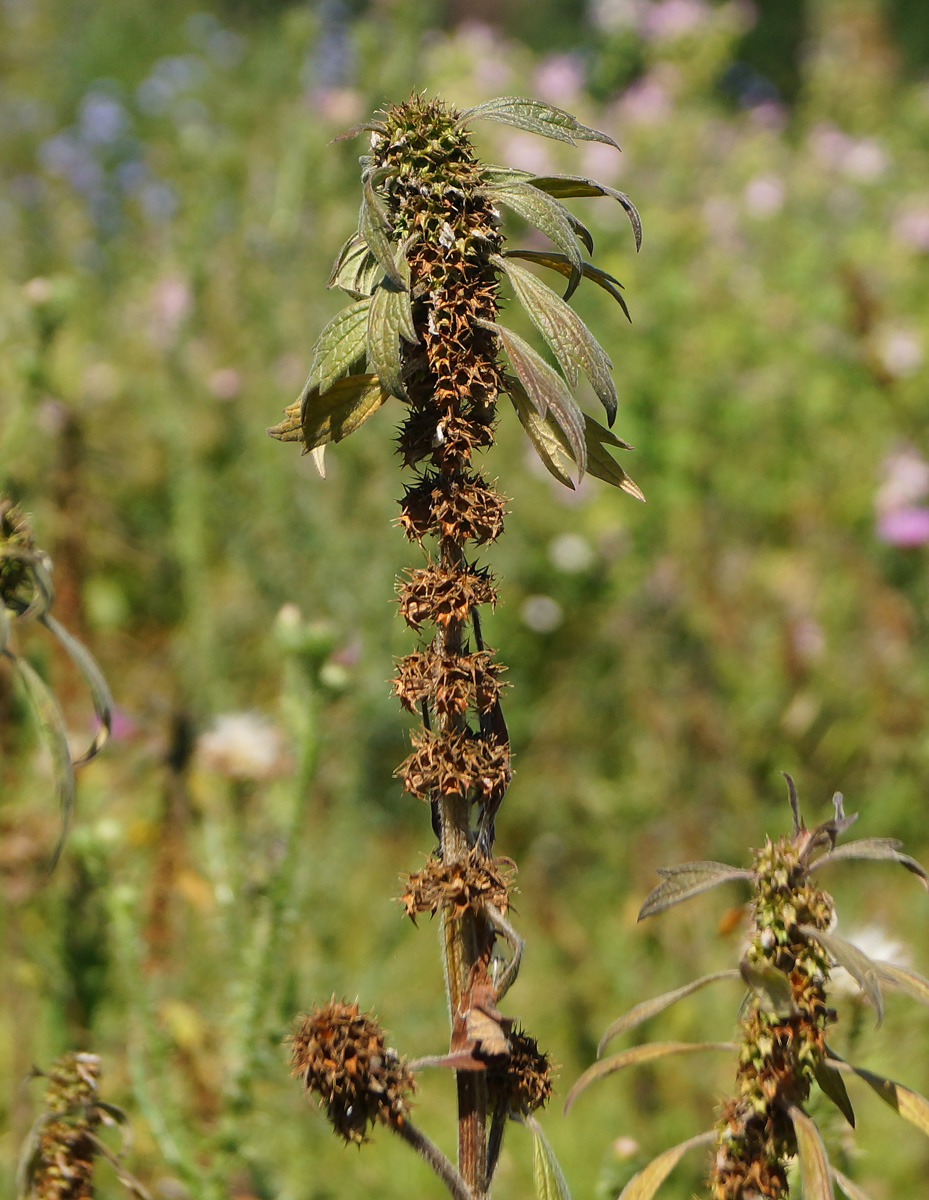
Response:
[[875, 445, 929, 515], [521, 595, 563, 632], [612, 1135, 640, 1159], [549, 532, 595, 572], [589, 0, 641, 34], [875, 328, 923, 379], [892, 204, 929, 253], [743, 173, 785, 218], [830, 924, 911, 1002], [198, 712, 287, 780], [841, 138, 889, 182]]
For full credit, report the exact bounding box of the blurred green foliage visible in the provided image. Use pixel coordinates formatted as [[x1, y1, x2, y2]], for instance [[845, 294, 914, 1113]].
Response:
[[2, 0, 929, 1197]]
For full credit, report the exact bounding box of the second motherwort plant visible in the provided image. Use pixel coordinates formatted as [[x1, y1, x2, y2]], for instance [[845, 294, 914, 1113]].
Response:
[[567, 778, 929, 1200], [270, 94, 642, 1197]]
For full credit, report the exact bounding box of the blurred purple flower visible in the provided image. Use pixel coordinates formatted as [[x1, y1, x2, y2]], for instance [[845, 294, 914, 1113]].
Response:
[[532, 54, 585, 106], [580, 139, 624, 182], [877, 507, 929, 548], [620, 68, 674, 125], [641, 0, 709, 40], [808, 123, 889, 181], [892, 205, 929, 253], [79, 93, 127, 145], [38, 132, 102, 192], [140, 181, 178, 223]]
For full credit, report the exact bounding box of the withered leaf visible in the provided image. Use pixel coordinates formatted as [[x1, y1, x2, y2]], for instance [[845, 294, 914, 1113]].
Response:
[[526, 1114, 573, 1200], [585, 416, 643, 498], [832, 1169, 875, 1200], [739, 959, 797, 1018], [274, 373, 390, 453], [874, 960, 929, 1008], [811, 838, 929, 890], [13, 657, 75, 870], [814, 1057, 856, 1128], [507, 377, 580, 487], [42, 613, 112, 765], [327, 232, 382, 298], [367, 255, 417, 401], [827, 1057, 929, 1137], [360, 176, 404, 291]]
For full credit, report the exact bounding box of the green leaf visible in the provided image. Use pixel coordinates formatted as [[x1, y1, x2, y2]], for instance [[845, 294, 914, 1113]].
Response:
[[367, 259, 417, 401], [739, 960, 797, 1018], [494, 255, 617, 423], [305, 299, 371, 396], [504, 250, 631, 320], [564, 1042, 737, 1113], [485, 183, 584, 297], [491, 323, 586, 472], [526, 1115, 572, 1200], [811, 838, 928, 890], [327, 233, 382, 298], [787, 1106, 834, 1200], [874, 960, 929, 1008], [828, 1060, 929, 1137], [814, 1057, 856, 1128], [797, 926, 883, 1023], [585, 415, 643, 498], [523, 174, 643, 250], [617, 1131, 715, 1200], [638, 862, 753, 921], [360, 177, 404, 291], [290, 373, 390, 452], [14, 656, 76, 869], [598, 970, 739, 1056], [832, 1167, 876, 1200], [42, 613, 113, 765], [460, 96, 620, 150], [0, 602, 10, 655], [507, 381, 577, 489]]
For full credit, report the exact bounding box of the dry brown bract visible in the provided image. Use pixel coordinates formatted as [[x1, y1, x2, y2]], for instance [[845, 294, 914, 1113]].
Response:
[[396, 727, 510, 802], [400, 851, 515, 920], [397, 564, 497, 631]]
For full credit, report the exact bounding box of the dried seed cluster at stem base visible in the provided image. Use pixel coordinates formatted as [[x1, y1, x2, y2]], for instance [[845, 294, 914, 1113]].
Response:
[[710, 836, 835, 1200], [400, 852, 515, 920], [28, 1053, 102, 1200], [291, 1000, 415, 1144], [487, 1027, 553, 1117]]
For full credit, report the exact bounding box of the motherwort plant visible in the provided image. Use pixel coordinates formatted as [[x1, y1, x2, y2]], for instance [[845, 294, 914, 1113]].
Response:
[[270, 94, 642, 1197], [567, 778, 929, 1200]]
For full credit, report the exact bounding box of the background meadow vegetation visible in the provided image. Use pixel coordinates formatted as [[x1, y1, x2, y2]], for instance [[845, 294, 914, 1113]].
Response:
[[2, 0, 929, 1196]]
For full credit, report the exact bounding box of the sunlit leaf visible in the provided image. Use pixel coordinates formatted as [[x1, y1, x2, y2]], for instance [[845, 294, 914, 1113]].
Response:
[[507, 381, 577, 489], [367, 256, 417, 401], [327, 232, 382, 297], [460, 96, 620, 151], [484, 183, 584, 296], [787, 1106, 834, 1200], [739, 960, 797, 1018], [87, 1133, 153, 1200], [798, 926, 883, 1022], [13, 656, 76, 869], [42, 613, 112, 764], [585, 416, 643, 498], [874, 961, 929, 1008], [492, 324, 586, 472], [524, 1114, 572, 1200], [307, 300, 370, 395], [811, 838, 928, 890], [826, 1057, 929, 1137], [814, 1058, 856, 1128], [598, 970, 739, 1056], [832, 1167, 876, 1200], [638, 862, 753, 921], [494, 256, 617, 423], [360, 177, 404, 290], [617, 1131, 715, 1200], [565, 1041, 736, 1113], [504, 250, 631, 320], [524, 174, 642, 250], [270, 373, 389, 455]]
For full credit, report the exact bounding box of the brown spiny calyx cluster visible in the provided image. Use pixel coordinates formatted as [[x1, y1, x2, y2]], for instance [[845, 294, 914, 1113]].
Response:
[[25, 1053, 102, 1200], [291, 1000, 415, 1144], [711, 836, 835, 1200], [1, 496, 38, 607], [487, 1027, 553, 1117], [396, 727, 511, 803], [400, 851, 514, 920], [393, 648, 504, 719]]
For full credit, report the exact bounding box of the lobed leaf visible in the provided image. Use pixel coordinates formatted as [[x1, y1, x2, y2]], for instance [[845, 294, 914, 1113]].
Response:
[[739, 960, 797, 1018], [585, 416, 643, 498], [638, 862, 753, 921], [827, 1058, 929, 1138], [811, 838, 929, 890], [360, 177, 405, 291], [797, 926, 883, 1023], [13, 656, 76, 869], [484, 183, 584, 297], [787, 1106, 834, 1200], [306, 299, 371, 395], [327, 232, 382, 298], [460, 96, 620, 150], [564, 1041, 737, 1113], [504, 250, 631, 320], [598, 970, 740, 1057], [367, 256, 417, 400], [291, 373, 390, 453], [494, 256, 617, 423], [832, 1169, 875, 1200], [524, 174, 642, 250], [617, 1131, 716, 1200], [526, 1115, 572, 1200], [42, 613, 112, 764], [492, 324, 586, 472], [814, 1058, 856, 1128]]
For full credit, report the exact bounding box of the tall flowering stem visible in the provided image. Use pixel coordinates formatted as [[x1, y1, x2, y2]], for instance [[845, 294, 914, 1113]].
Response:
[[271, 92, 641, 1196]]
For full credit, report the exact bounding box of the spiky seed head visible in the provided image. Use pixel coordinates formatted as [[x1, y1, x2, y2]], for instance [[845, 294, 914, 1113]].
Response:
[[400, 851, 514, 920], [487, 1027, 553, 1116]]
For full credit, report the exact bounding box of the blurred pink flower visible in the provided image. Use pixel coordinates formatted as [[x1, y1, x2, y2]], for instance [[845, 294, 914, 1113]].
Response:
[[875, 328, 923, 378], [808, 124, 889, 181], [743, 173, 784, 218], [532, 54, 585, 106], [875, 444, 929, 547], [641, 0, 709, 40], [580, 139, 624, 182], [877, 507, 929, 547], [620, 69, 673, 125], [208, 367, 241, 399], [498, 132, 555, 175], [892, 204, 929, 253], [148, 272, 192, 348]]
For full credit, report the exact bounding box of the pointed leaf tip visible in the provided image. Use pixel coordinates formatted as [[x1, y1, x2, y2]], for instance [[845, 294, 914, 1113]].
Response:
[[616, 1131, 715, 1200], [788, 1107, 834, 1200], [460, 96, 619, 151]]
